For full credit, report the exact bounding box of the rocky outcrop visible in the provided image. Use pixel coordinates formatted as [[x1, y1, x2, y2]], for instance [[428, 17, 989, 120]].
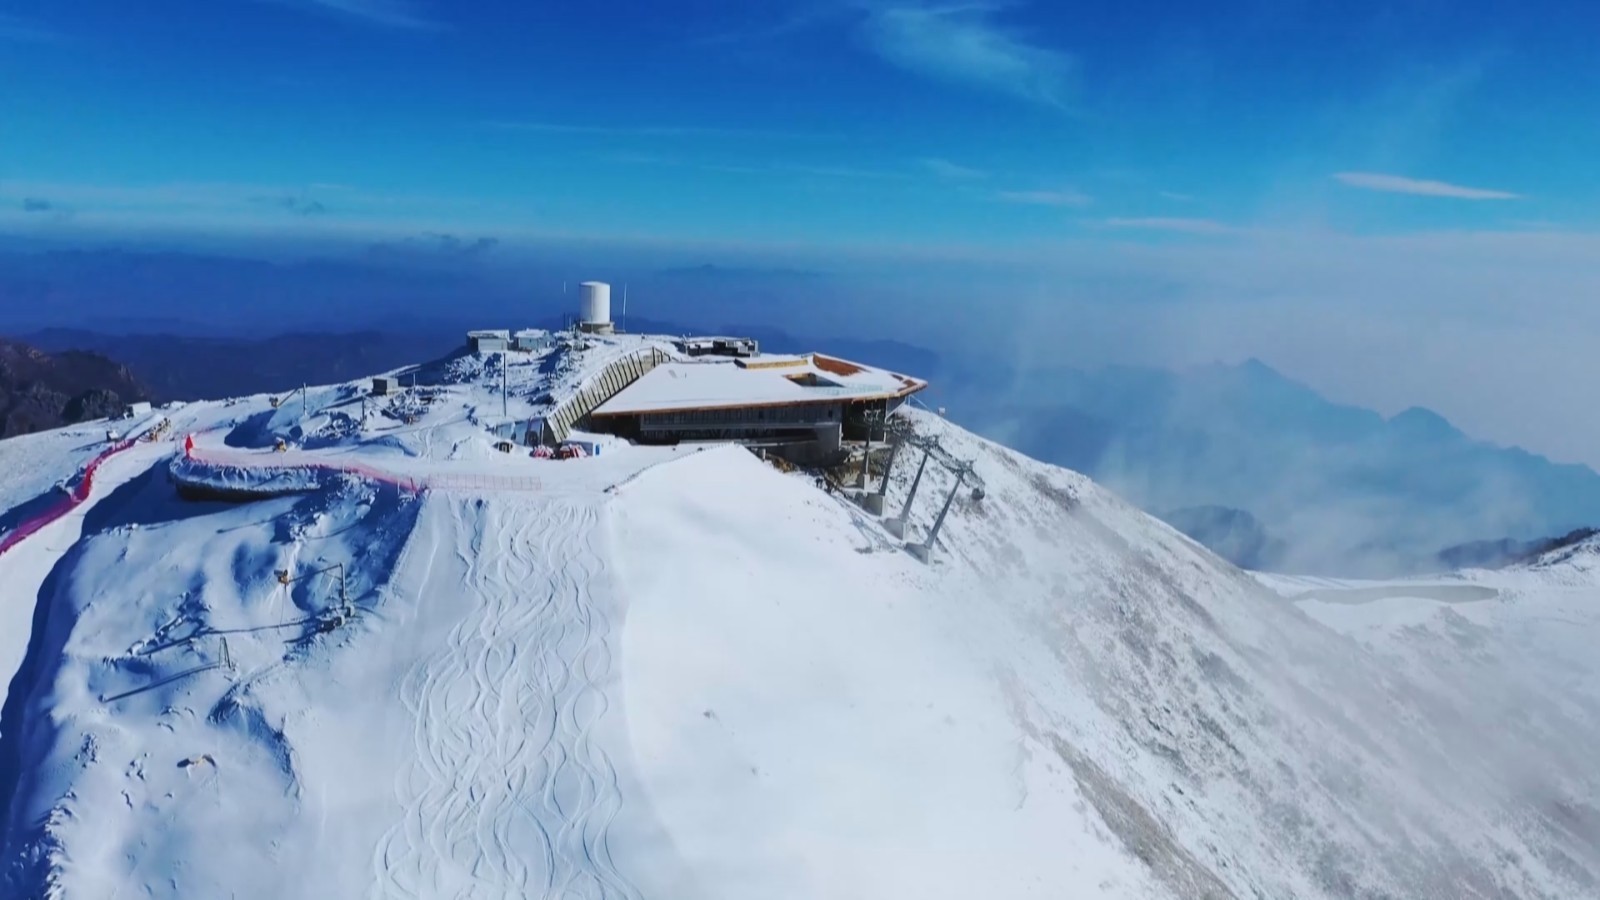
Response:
[[0, 339, 150, 438]]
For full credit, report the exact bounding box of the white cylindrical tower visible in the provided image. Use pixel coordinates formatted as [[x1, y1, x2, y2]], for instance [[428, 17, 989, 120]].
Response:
[[579, 281, 612, 327]]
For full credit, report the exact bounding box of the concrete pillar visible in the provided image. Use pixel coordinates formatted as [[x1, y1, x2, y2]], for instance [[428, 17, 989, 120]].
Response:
[[875, 432, 905, 499], [910, 465, 967, 563], [856, 428, 873, 488], [885, 443, 932, 539]]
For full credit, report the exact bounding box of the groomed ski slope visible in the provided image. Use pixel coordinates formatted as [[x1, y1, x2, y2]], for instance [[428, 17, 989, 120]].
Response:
[[370, 493, 647, 900], [0, 339, 1596, 898]]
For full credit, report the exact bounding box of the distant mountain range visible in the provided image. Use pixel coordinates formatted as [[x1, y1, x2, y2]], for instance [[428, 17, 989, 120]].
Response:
[[951, 358, 1600, 576], [23, 328, 460, 402], [0, 337, 149, 438]]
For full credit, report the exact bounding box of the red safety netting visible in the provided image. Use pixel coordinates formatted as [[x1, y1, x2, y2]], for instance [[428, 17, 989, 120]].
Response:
[[0, 438, 137, 559]]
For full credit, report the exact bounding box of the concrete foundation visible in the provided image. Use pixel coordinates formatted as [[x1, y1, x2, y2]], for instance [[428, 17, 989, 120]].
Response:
[[884, 517, 907, 539], [860, 493, 885, 516], [906, 543, 932, 563]]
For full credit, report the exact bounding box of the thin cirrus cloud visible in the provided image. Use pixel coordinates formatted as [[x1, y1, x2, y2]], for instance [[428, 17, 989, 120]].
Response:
[[1102, 217, 1238, 235], [1333, 172, 1520, 200], [858, 3, 1075, 108], [920, 158, 989, 180], [257, 0, 436, 29], [997, 188, 1092, 207], [483, 121, 838, 141]]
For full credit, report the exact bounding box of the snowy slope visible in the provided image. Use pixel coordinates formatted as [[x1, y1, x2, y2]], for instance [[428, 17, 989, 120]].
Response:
[[0, 334, 1596, 899]]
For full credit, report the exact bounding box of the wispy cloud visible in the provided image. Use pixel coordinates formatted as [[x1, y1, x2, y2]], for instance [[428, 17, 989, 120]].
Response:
[[705, 162, 909, 180], [1333, 171, 1519, 200], [1102, 217, 1238, 235], [859, 3, 1075, 107], [256, 194, 330, 216], [695, 4, 844, 46], [0, 180, 500, 233], [0, 13, 60, 42], [998, 188, 1092, 207], [920, 157, 988, 180], [1158, 191, 1196, 203], [604, 153, 907, 181], [258, 0, 436, 29], [483, 120, 836, 141], [369, 232, 499, 259]]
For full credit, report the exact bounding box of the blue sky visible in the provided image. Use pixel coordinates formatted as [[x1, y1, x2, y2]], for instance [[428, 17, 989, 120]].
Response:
[[7, 0, 1600, 467], [4, 0, 1598, 243]]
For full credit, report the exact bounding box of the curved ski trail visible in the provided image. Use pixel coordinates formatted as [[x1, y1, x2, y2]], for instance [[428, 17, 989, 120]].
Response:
[[371, 494, 640, 900]]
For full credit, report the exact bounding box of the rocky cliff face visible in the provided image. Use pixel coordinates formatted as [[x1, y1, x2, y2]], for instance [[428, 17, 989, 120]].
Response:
[[0, 339, 150, 438]]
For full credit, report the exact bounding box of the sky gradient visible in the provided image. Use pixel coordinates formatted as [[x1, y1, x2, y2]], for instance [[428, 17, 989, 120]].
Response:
[[5, 0, 1598, 240], [4, 0, 1600, 467]]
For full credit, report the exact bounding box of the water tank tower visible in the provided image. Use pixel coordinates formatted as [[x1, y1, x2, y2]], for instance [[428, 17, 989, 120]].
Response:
[[578, 281, 614, 334]]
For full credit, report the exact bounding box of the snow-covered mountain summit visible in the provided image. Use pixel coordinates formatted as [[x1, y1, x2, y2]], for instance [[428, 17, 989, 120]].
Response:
[[0, 331, 1596, 899]]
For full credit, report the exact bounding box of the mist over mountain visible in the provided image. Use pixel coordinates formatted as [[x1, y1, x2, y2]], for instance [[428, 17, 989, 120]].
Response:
[[956, 359, 1600, 576]]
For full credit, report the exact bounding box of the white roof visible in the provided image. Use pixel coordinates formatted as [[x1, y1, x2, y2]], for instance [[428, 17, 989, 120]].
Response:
[[591, 353, 926, 416], [468, 329, 510, 339]]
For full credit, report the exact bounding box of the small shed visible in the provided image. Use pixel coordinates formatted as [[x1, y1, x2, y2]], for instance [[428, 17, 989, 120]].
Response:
[[487, 417, 548, 447], [124, 401, 152, 419], [514, 329, 552, 353], [372, 376, 398, 396], [467, 329, 511, 354]]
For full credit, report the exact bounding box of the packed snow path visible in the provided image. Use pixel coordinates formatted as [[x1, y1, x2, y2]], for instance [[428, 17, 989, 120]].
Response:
[[371, 493, 641, 900]]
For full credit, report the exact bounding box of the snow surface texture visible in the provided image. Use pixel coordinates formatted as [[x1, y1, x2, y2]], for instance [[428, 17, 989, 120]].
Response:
[[0, 333, 1596, 898]]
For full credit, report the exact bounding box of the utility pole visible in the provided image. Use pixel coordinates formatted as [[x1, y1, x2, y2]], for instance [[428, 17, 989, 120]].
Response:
[[623, 282, 628, 333], [501, 350, 508, 418]]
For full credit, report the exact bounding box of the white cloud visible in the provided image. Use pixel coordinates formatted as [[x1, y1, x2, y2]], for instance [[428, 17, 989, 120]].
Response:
[[920, 158, 989, 180], [1333, 171, 1519, 200], [998, 189, 1092, 207], [1102, 217, 1238, 235], [859, 4, 1074, 107]]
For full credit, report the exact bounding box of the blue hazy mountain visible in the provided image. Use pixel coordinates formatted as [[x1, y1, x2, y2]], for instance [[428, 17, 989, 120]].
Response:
[[959, 359, 1600, 576]]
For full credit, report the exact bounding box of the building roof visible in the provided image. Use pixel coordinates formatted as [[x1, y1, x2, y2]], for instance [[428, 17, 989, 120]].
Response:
[[590, 352, 926, 417], [467, 329, 511, 340]]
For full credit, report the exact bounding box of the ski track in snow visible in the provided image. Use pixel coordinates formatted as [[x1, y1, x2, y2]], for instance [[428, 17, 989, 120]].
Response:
[[370, 494, 639, 900]]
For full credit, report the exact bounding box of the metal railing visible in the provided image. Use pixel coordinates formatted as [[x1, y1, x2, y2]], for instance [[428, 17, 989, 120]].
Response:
[[545, 346, 670, 443]]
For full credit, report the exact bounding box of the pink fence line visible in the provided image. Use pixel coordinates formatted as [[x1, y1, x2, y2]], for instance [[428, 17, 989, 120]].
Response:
[[0, 438, 138, 559]]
